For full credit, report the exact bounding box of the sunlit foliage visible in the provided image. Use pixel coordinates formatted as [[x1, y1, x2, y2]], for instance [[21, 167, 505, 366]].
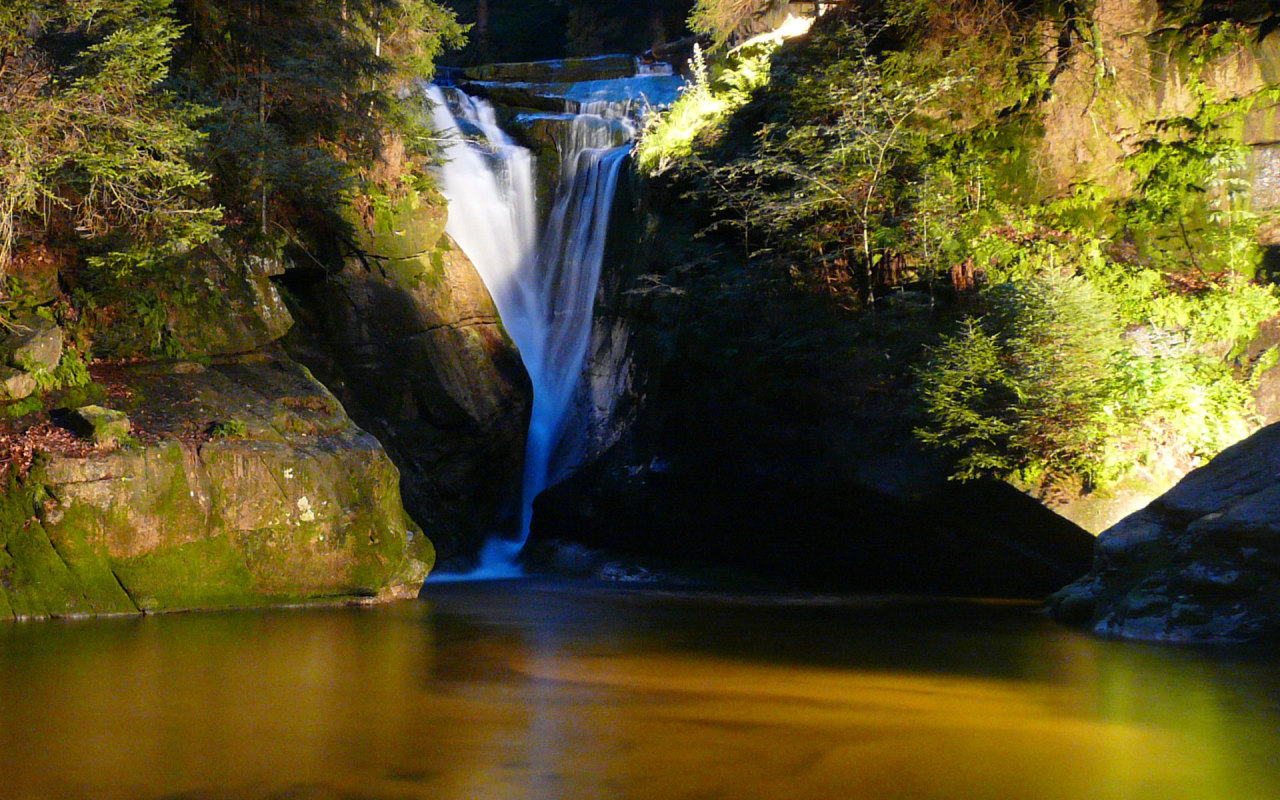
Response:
[[636, 35, 779, 175], [636, 1, 1280, 493]]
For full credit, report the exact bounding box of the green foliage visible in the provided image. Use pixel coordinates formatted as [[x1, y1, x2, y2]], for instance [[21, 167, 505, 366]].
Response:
[[918, 218, 1276, 490], [652, 5, 1280, 494], [2, 397, 43, 419], [660, 18, 973, 299], [636, 36, 778, 174], [30, 346, 92, 393], [0, 0, 222, 275], [172, 0, 462, 249], [917, 273, 1130, 489], [210, 418, 248, 439]]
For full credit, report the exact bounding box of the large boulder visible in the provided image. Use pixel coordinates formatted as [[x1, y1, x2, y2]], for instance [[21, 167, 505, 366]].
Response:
[[533, 449, 1095, 598], [1049, 421, 1280, 643], [82, 245, 293, 360], [283, 190, 530, 562], [0, 354, 430, 620]]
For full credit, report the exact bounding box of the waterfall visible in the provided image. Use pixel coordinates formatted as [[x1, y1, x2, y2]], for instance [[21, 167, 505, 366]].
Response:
[[426, 85, 634, 576]]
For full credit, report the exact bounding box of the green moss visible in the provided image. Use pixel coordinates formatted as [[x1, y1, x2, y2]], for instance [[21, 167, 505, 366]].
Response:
[[112, 536, 258, 611], [37, 501, 139, 615], [2, 397, 42, 418], [0, 480, 105, 618], [362, 187, 448, 261]]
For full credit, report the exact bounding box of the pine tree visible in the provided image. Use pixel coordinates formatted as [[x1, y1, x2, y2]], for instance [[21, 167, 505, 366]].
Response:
[[1, 0, 220, 277], [173, 0, 462, 242]]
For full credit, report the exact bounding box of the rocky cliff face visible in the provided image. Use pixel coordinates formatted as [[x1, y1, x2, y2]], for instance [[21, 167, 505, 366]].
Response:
[[1038, 0, 1280, 203], [282, 191, 530, 562], [0, 355, 429, 620], [1049, 421, 1280, 643], [526, 171, 1098, 598], [1, 183, 531, 614]]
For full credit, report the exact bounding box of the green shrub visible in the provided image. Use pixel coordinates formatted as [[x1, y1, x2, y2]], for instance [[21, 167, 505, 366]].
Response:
[[917, 272, 1128, 489], [636, 35, 782, 175], [210, 418, 248, 439]]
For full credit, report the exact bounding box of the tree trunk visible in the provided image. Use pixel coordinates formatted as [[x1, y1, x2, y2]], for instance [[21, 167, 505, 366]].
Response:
[[258, 0, 268, 236], [476, 0, 492, 62]]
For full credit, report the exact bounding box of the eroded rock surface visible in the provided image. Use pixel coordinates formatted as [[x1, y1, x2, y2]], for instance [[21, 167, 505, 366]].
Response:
[[1049, 422, 1280, 642], [283, 192, 530, 561]]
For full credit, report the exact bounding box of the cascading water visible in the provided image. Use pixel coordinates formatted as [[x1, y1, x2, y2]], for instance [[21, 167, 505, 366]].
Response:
[[426, 81, 645, 577]]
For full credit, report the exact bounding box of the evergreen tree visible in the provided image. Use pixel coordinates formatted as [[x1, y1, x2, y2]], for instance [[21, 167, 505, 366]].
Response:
[[173, 0, 462, 243], [0, 0, 220, 278]]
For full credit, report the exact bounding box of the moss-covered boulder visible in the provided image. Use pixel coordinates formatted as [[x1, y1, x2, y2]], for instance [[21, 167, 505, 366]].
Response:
[[3, 314, 62, 373], [83, 245, 293, 360], [0, 353, 430, 620], [283, 189, 530, 562], [63, 405, 130, 445]]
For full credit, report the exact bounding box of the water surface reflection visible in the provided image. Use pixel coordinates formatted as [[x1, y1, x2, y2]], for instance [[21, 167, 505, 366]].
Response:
[[1, 580, 1278, 800]]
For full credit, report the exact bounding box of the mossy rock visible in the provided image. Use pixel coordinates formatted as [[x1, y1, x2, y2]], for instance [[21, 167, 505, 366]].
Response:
[[360, 187, 450, 262], [4, 314, 62, 373], [0, 368, 36, 402], [284, 192, 531, 562], [63, 405, 131, 445], [0, 478, 136, 619], [84, 246, 293, 360], [1, 353, 432, 619]]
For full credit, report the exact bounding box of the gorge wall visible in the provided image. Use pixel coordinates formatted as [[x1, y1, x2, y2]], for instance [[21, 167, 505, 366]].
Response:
[[523, 0, 1280, 596]]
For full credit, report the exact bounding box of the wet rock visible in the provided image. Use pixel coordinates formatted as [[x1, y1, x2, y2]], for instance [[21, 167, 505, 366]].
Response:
[[1049, 421, 1280, 642], [462, 81, 571, 114], [64, 405, 131, 445], [464, 54, 636, 83], [4, 315, 62, 372]]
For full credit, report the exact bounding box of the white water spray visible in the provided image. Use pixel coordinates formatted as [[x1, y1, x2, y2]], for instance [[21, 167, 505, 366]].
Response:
[[427, 85, 635, 576]]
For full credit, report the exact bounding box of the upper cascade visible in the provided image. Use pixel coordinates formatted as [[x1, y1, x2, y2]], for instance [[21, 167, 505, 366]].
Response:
[[425, 61, 683, 577], [454, 53, 686, 117]]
